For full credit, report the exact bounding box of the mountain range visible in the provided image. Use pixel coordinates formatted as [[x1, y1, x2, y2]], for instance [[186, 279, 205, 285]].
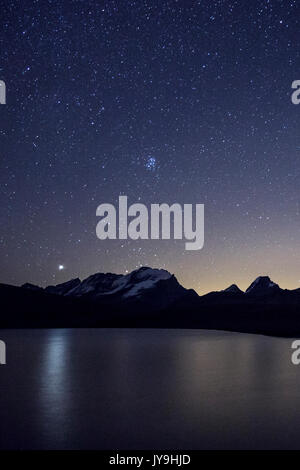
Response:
[[1, 267, 300, 336]]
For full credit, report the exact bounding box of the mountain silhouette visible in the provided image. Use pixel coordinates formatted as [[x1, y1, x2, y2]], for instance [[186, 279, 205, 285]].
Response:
[[1, 267, 300, 336]]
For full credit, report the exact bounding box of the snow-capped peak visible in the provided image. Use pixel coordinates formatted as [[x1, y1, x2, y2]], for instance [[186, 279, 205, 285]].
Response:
[[245, 276, 279, 294], [120, 267, 172, 298], [62, 267, 174, 299], [129, 267, 172, 281]]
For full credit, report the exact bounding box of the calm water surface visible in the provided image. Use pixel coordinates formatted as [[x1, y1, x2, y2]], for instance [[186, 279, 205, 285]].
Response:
[[0, 328, 300, 449]]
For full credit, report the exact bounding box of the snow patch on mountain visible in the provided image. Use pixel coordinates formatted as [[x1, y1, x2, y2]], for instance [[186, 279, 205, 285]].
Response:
[[63, 267, 174, 299], [103, 267, 173, 297], [245, 276, 279, 294]]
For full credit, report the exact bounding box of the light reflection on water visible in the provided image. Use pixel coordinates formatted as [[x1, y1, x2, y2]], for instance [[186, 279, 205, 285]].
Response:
[[38, 330, 72, 446], [0, 328, 300, 449]]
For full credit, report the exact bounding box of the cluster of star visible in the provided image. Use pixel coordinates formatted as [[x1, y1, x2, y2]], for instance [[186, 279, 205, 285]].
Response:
[[0, 0, 299, 293]]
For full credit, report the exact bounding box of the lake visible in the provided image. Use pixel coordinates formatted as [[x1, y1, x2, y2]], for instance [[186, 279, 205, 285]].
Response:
[[0, 328, 300, 449]]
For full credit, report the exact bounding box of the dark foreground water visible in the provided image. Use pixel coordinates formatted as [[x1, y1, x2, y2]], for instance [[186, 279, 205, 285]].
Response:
[[0, 328, 300, 449]]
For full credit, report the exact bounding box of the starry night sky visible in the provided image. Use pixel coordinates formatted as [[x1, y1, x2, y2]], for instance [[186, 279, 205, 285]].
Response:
[[0, 0, 300, 294]]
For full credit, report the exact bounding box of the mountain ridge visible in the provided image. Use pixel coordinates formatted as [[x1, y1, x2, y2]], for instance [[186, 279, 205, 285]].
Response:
[[20, 267, 298, 300], [1, 267, 300, 336]]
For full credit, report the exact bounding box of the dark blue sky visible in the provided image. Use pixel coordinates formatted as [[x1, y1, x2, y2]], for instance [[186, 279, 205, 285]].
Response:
[[0, 0, 300, 293]]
